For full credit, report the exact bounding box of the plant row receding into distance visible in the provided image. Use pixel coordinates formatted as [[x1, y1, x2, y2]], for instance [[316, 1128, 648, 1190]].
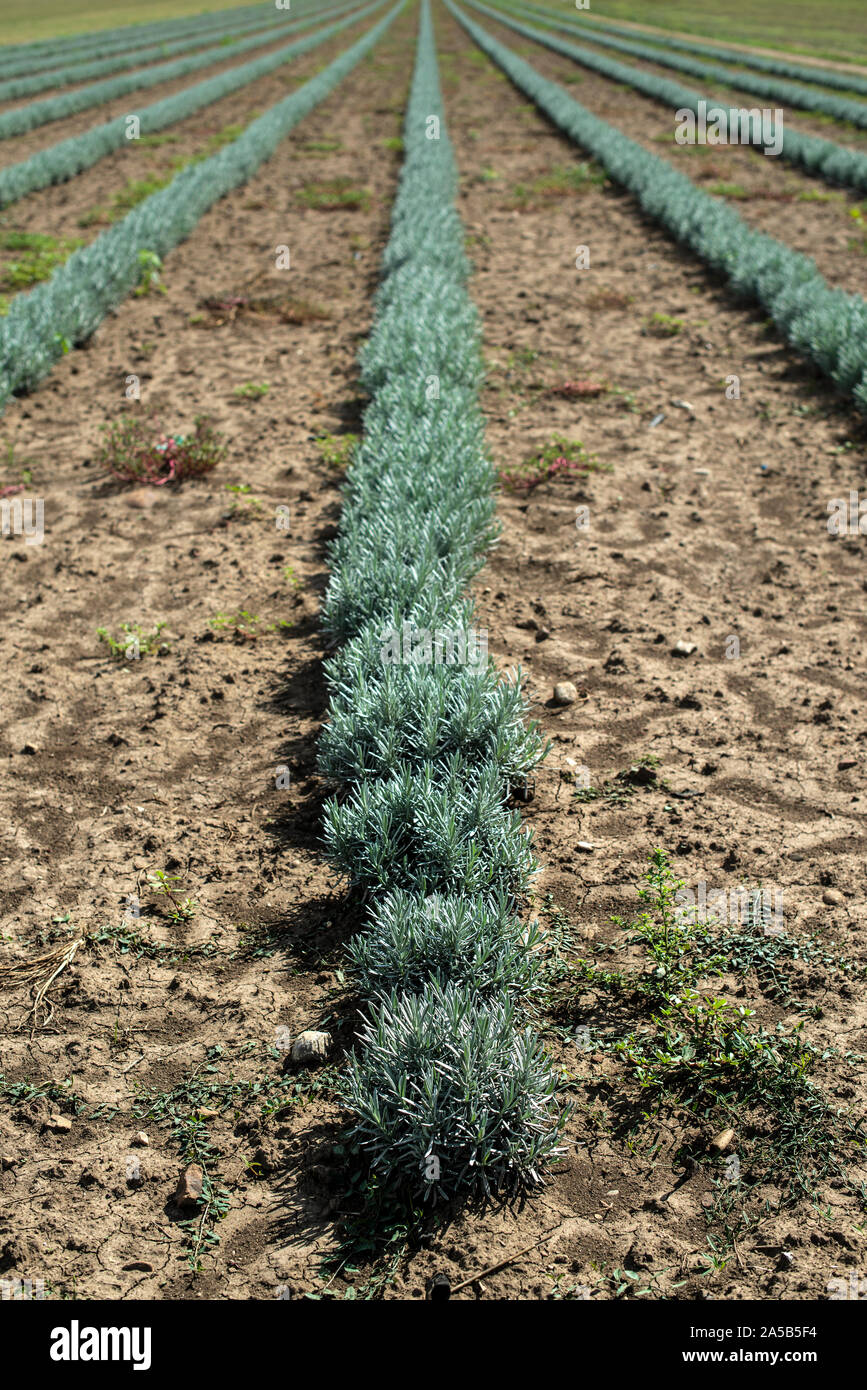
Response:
[[481, 1, 867, 195], [453, 0, 867, 415], [0, 1, 335, 103], [512, 0, 867, 101], [2, 0, 864, 1282], [0, 0, 367, 140], [319, 0, 564, 1205], [0, 0, 370, 212], [498, 0, 867, 129], [0, 1, 304, 77], [0, 0, 397, 414], [309, 0, 864, 1257]]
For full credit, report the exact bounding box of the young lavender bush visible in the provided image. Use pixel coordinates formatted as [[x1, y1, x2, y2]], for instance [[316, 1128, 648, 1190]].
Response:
[[348, 890, 541, 999], [319, 657, 546, 784], [340, 980, 564, 1201], [323, 758, 537, 897]]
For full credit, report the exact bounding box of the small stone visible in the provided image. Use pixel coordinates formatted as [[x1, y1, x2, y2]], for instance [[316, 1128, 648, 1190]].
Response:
[[290, 1030, 331, 1068], [670, 398, 695, 414], [553, 681, 578, 705], [671, 640, 697, 657], [823, 889, 845, 906], [174, 1163, 203, 1209], [132, 1132, 149, 1147], [46, 1115, 72, 1133], [123, 489, 163, 510], [0, 1155, 18, 1170], [575, 841, 595, 853], [709, 1128, 735, 1153], [20, 743, 37, 756], [838, 758, 857, 771], [196, 1108, 219, 1120]]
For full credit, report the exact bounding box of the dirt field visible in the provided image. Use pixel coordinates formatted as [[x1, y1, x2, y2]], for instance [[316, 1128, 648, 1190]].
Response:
[[0, 1, 865, 1304]]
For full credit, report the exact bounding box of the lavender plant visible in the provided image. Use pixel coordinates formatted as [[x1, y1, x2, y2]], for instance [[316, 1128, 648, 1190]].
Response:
[[323, 759, 537, 897], [340, 981, 563, 1201], [348, 890, 542, 999], [319, 657, 546, 784]]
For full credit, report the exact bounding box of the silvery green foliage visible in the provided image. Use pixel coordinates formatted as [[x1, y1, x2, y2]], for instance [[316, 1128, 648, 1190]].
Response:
[[320, 657, 545, 783], [322, 0, 560, 1198], [0, 0, 368, 210], [0, 3, 400, 413], [0, 1, 277, 76], [323, 758, 537, 897], [475, 1, 867, 192], [0, 0, 374, 140], [327, 596, 482, 686], [339, 981, 561, 1200], [322, 590, 541, 783], [0, 2, 351, 102], [348, 890, 541, 998], [497, 1, 867, 130], [452, 2, 867, 415], [513, 0, 867, 100]]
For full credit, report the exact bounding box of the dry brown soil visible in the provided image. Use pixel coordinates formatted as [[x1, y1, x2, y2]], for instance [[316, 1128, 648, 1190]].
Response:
[[0, 1, 864, 1302]]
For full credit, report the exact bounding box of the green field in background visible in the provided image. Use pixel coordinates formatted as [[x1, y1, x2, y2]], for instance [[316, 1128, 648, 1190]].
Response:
[[1, 0, 863, 66], [525, 0, 867, 65], [0, 0, 263, 45]]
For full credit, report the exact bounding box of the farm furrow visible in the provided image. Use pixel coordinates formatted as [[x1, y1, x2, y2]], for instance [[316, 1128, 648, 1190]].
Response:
[[515, 3, 867, 100], [459, 6, 867, 305], [446, 2, 867, 413], [0, 2, 286, 75], [473, 0, 867, 203], [1, 0, 865, 1312], [0, 4, 401, 411], [0, 30, 376, 257], [0, 14, 370, 164], [0, 4, 319, 101], [495, 2, 867, 130], [0, 3, 374, 141], [0, 4, 416, 1301], [0, 1, 375, 215]]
